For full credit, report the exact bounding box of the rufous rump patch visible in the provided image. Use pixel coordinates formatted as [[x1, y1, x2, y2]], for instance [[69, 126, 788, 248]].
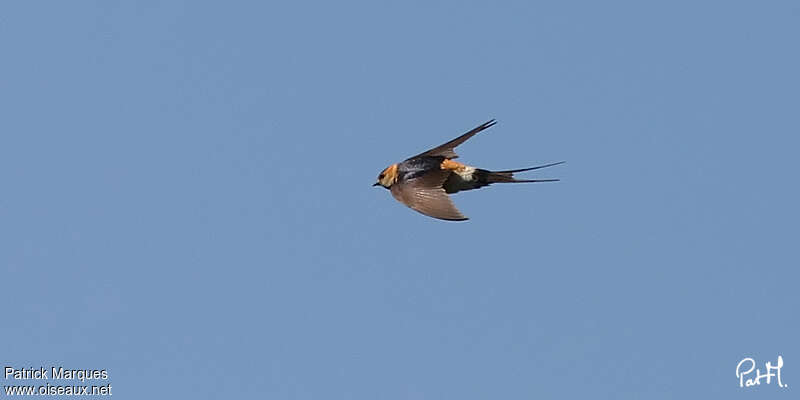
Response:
[[440, 159, 466, 171]]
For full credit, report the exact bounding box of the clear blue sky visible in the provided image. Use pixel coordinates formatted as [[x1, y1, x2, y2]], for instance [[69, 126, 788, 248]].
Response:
[[2, 1, 798, 398]]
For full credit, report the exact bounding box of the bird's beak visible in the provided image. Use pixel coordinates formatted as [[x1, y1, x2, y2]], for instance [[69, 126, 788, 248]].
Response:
[[372, 182, 380, 187]]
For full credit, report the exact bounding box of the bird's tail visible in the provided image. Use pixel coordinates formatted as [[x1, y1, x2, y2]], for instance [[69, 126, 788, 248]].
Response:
[[481, 161, 564, 184]]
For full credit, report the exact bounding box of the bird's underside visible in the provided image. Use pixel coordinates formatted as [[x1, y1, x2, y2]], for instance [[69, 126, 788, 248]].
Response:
[[376, 120, 563, 221]]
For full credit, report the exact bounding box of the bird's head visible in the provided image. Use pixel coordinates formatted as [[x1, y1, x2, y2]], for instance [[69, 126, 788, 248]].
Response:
[[373, 164, 398, 189]]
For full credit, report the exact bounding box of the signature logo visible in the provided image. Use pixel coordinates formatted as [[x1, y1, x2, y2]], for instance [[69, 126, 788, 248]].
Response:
[[736, 356, 787, 388]]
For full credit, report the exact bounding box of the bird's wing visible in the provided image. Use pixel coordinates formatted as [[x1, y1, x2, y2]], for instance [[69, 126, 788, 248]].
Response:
[[408, 119, 496, 160], [390, 169, 468, 221]]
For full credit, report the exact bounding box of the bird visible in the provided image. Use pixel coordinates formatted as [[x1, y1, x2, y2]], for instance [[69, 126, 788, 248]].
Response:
[[373, 119, 563, 221]]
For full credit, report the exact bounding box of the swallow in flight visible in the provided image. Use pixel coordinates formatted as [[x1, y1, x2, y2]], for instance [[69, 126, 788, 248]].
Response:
[[373, 119, 563, 221]]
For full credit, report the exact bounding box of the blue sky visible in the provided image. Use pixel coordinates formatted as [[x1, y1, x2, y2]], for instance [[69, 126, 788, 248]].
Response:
[[1, 1, 798, 398]]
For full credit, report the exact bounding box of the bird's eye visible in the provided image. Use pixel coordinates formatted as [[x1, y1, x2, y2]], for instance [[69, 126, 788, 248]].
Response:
[[379, 174, 384, 179]]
